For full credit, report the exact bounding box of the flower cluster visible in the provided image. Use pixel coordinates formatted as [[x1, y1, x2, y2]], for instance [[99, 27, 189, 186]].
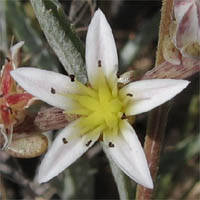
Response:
[[0, 42, 33, 149], [11, 9, 189, 188]]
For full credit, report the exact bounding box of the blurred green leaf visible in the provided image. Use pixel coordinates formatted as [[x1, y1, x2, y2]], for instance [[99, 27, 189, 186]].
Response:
[[160, 134, 199, 174], [119, 11, 160, 72], [0, 0, 8, 55], [103, 144, 133, 200], [185, 181, 200, 200], [5, 0, 60, 71], [53, 157, 95, 200], [30, 0, 87, 83], [156, 134, 200, 199], [184, 94, 200, 137]]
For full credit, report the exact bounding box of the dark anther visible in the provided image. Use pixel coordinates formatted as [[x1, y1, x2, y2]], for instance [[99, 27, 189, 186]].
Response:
[[62, 138, 68, 144], [7, 107, 13, 114], [117, 72, 120, 78], [69, 74, 75, 82], [126, 93, 133, 97], [98, 60, 101, 67], [0, 94, 3, 98], [6, 57, 11, 62], [51, 87, 56, 94], [121, 113, 126, 120], [109, 142, 115, 148], [86, 140, 92, 147]]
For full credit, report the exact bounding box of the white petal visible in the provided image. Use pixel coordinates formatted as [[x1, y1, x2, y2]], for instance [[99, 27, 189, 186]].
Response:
[[85, 9, 118, 87], [11, 68, 80, 110], [10, 41, 24, 68], [175, 3, 199, 48], [37, 119, 100, 183], [104, 120, 153, 189], [174, 0, 193, 22], [120, 79, 189, 115]]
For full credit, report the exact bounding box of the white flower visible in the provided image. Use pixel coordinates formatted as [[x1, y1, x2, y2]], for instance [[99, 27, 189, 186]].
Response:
[[11, 9, 189, 189]]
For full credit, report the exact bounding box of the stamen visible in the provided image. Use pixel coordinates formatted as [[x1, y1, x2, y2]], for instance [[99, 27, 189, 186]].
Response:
[[98, 60, 101, 67], [62, 138, 68, 144], [126, 93, 133, 97], [86, 140, 92, 147], [75, 81, 97, 98], [7, 107, 13, 114], [51, 87, 56, 94], [6, 57, 11, 62], [121, 113, 126, 120], [108, 142, 115, 148], [69, 74, 75, 82], [0, 94, 4, 98]]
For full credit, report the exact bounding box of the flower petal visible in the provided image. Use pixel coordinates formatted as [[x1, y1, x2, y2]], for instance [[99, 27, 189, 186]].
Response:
[[37, 119, 100, 183], [162, 35, 181, 65], [11, 68, 81, 110], [120, 79, 189, 115], [174, 0, 194, 22], [1, 61, 14, 95], [10, 41, 24, 68], [175, 3, 199, 48], [104, 120, 153, 189], [5, 93, 33, 109], [85, 9, 118, 87]]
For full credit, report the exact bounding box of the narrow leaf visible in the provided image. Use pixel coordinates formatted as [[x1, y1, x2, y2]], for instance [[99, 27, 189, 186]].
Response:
[[0, 0, 8, 54], [30, 0, 87, 83]]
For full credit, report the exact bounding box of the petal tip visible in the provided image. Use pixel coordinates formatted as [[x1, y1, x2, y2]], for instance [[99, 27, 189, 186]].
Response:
[[141, 177, 154, 189], [94, 8, 104, 17], [10, 68, 25, 83], [178, 79, 190, 90], [10, 68, 19, 79], [37, 164, 54, 184], [90, 8, 108, 29], [37, 174, 48, 184], [11, 41, 25, 51], [135, 168, 154, 189], [10, 67, 24, 76]]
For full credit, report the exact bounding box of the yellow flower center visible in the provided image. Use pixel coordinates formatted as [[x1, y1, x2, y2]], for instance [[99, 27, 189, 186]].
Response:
[[65, 68, 126, 139]]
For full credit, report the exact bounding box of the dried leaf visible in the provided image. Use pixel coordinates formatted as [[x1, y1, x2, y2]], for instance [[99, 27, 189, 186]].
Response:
[[5, 133, 48, 158]]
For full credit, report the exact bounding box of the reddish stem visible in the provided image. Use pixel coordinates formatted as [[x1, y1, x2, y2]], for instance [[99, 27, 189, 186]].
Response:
[[136, 0, 174, 199], [136, 103, 172, 199]]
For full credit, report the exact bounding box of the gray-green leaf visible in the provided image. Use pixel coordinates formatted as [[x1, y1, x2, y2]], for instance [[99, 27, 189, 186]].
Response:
[[30, 0, 87, 83]]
